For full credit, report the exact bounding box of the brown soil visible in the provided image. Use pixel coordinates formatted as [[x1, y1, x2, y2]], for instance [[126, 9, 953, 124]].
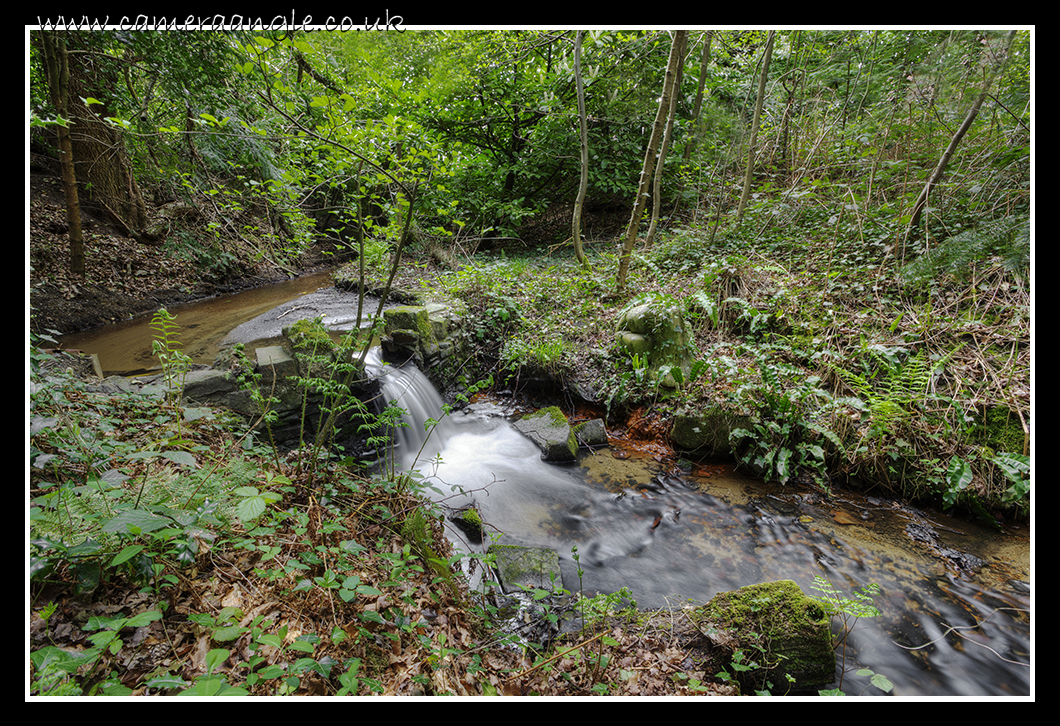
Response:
[[27, 173, 308, 336]]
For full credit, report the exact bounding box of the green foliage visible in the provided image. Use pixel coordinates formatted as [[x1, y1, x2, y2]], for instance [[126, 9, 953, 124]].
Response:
[[150, 308, 191, 410], [810, 575, 891, 696], [900, 213, 1030, 285], [30, 609, 164, 696], [729, 356, 843, 485], [29, 344, 278, 598], [833, 345, 949, 439], [164, 230, 238, 278]]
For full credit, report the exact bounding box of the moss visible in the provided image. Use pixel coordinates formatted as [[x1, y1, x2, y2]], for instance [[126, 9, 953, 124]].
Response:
[[284, 316, 333, 350], [693, 580, 834, 692], [669, 406, 750, 454], [974, 405, 1027, 455], [540, 405, 568, 426], [487, 544, 562, 592], [458, 507, 483, 542], [384, 306, 434, 341], [281, 317, 341, 380]]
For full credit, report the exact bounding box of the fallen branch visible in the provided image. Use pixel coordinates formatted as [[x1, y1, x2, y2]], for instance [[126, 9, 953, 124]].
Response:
[[894, 607, 1030, 668], [505, 629, 609, 681]]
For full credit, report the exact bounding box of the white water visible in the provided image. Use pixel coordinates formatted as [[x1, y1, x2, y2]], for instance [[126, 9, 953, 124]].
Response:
[[366, 351, 1031, 697]]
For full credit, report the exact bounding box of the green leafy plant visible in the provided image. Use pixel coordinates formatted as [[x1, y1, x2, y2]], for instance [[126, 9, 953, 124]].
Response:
[[993, 452, 1030, 507], [810, 575, 892, 695], [150, 308, 192, 412], [30, 609, 164, 696], [729, 356, 843, 485], [900, 213, 1030, 285], [176, 648, 251, 696], [832, 346, 948, 439]]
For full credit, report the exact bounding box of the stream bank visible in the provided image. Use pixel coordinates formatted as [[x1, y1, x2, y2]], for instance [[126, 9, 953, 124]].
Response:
[[36, 268, 1032, 697]]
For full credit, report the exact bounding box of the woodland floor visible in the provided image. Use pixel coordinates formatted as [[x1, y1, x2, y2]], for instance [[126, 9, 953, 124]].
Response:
[[28, 173, 302, 336], [29, 177, 754, 697]]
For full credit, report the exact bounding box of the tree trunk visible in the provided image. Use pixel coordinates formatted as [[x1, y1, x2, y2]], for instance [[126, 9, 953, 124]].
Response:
[[616, 30, 687, 293], [571, 30, 590, 270], [736, 30, 775, 225], [682, 30, 713, 165], [905, 30, 1017, 235], [36, 32, 85, 276], [646, 31, 686, 246], [64, 35, 149, 236]]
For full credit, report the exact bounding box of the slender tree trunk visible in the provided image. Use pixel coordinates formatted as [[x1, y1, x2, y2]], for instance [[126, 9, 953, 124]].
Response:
[[646, 32, 686, 246], [616, 30, 687, 293], [571, 30, 590, 270], [682, 30, 713, 165], [64, 38, 149, 236], [37, 32, 85, 276], [779, 30, 804, 176], [736, 30, 775, 225], [905, 30, 1016, 235]]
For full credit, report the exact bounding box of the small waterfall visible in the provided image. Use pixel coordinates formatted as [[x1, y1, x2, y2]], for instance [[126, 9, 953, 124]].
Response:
[[360, 350, 1030, 697], [365, 349, 460, 472]]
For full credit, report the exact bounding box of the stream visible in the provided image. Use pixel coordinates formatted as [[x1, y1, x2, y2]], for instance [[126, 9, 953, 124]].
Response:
[[57, 273, 1033, 697]]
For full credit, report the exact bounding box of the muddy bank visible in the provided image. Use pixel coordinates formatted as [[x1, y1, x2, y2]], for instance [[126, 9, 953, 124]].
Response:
[[28, 269, 337, 337], [27, 171, 341, 336]]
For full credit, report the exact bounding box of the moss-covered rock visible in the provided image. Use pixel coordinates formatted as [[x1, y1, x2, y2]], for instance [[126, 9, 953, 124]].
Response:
[[384, 305, 433, 340], [282, 317, 337, 379], [691, 580, 834, 693], [573, 418, 608, 447], [614, 295, 691, 388], [450, 506, 484, 544], [487, 544, 562, 593], [513, 406, 578, 462], [670, 406, 751, 455]]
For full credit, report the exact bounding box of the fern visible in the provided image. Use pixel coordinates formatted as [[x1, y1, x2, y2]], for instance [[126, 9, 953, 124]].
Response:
[[834, 348, 947, 437], [149, 308, 191, 409], [901, 213, 1030, 284], [686, 289, 720, 328]]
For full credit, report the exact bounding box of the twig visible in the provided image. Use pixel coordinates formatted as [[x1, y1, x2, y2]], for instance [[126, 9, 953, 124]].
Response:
[[277, 304, 314, 319], [894, 607, 1030, 667], [505, 629, 610, 681]]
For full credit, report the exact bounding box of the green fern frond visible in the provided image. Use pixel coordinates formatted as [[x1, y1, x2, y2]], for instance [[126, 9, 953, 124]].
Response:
[[901, 213, 1030, 284], [833, 347, 954, 436]]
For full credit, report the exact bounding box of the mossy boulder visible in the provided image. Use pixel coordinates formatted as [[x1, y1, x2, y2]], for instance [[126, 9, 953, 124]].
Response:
[[615, 295, 691, 388], [282, 317, 339, 379], [381, 304, 469, 386], [384, 305, 433, 340], [690, 580, 834, 693], [670, 406, 751, 455], [573, 418, 608, 447], [513, 406, 579, 462], [450, 506, 484, 544]]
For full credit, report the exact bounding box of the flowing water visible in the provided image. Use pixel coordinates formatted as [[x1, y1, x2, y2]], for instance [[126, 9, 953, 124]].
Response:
[[370, 353, 1032, 698], [57, 276, 1032, 697]]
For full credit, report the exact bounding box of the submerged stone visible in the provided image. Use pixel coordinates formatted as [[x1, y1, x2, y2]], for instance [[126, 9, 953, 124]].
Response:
[[488, 544, 562, 593]]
